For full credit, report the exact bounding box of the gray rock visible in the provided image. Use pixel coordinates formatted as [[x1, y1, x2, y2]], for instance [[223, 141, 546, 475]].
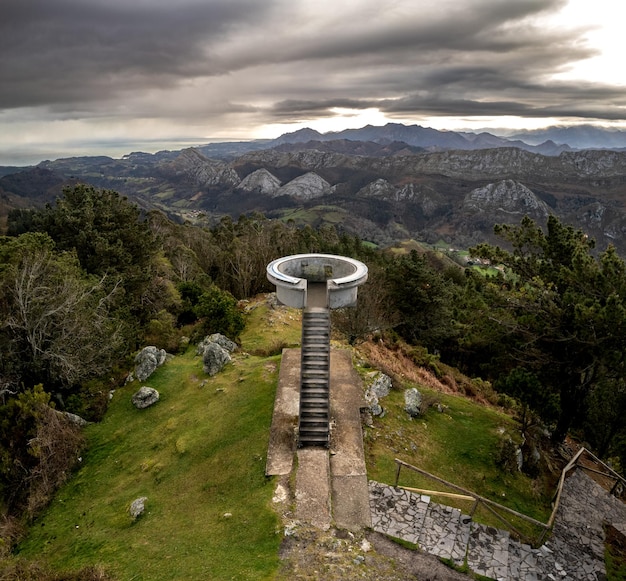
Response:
[[365, 390, 384, 417], [202, 342, 231, 376], [129, 496, 148, 520], [369, 372, 392, 398], [207, 333, 238, 353], [134, 346, 168, 381], [53, 409, 90, 427], [132, 386, 160, 409], [62, 410, 90, 427], [364, 372, 392, 417], [196, 333, 237, 356], [404, 388, 423, 417], [273, 172, 331, 200], [238, 168, 281, 194]]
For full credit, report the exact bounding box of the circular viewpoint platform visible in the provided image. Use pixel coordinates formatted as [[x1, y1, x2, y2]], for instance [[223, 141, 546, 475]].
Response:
[[266, 254, 368, 309]]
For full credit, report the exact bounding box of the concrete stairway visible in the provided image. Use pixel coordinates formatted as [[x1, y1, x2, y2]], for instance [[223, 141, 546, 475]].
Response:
[[298, 307, 331, 447], [368, 480, 602, 581]]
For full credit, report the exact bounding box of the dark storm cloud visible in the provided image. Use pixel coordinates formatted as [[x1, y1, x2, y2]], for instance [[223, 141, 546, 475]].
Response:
[[0, 0, 272, 108], [248, 0, 624, 125], [0, 0, 624, 146]]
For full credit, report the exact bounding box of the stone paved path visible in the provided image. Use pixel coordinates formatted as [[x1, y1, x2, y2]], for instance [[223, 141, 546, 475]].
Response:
[[370, 468, 626, 580]]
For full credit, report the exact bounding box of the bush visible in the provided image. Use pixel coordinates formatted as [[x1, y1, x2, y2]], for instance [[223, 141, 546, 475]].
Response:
[[192, 285, 244, 342], [144, 310, 182, 353], [0, 386, 85, 519]]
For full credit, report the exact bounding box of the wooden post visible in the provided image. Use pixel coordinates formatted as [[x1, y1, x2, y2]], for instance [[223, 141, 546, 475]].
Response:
[[537, 525, 550, 546], [394, 460, 402, 488], [470, 498, 479, 517]]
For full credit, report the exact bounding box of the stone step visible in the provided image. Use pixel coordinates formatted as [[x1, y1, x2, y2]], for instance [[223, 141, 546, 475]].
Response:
[[368, 481, 429, 545], [299, 305, 330, 448], [301, 371, 329, 379], [302, 355, 330, 362], [302, 326, 329, 333], [418, 501, 471, 566], [466, 523, 510, 581], [298, 435, 329, 447], [301, 345, 330, 353], [300, 386, 329, 395], [507, 538, 541, 581], [301, 375, 329, 384], [302, 366, 329, 374]]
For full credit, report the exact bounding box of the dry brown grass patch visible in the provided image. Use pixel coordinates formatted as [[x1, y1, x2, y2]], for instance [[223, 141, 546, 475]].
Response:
[[357, 340, 456, 394]]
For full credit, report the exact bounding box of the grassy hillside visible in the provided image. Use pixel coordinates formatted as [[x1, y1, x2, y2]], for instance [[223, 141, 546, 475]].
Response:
[[14, 296, 556, 578], [16, 299, 302, 581]]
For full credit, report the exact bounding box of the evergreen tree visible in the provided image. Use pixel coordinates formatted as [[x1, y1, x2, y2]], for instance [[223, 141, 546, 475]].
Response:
[[472, 216, 626, 445]]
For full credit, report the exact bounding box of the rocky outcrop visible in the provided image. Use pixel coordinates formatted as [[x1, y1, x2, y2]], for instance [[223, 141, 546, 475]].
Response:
[[238, 168, 281, 195], [364, 372, 392, 417], [274, 172, 331, 200], [463, 180, 550, 217], [357, 178, 397, 199], [158, 148, 240, 188]]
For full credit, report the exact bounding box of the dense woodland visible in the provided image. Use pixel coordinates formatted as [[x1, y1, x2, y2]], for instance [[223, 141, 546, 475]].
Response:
[[1, 184, 626, 543]]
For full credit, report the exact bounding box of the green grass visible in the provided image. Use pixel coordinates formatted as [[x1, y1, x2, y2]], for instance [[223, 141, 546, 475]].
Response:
[[277, 206, 348, 226], [17, 348, 283, 580], [363, 384, 551, 541], [605, 523, 626, 581], [239, 302, 302, 354]]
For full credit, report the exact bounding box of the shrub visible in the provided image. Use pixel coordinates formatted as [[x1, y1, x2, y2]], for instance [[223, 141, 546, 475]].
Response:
[[0, 386, 85, 519], [192, 285, 244, 342]]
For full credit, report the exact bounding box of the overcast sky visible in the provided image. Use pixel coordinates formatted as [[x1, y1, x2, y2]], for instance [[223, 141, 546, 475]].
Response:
[[2, 0, 626, 164]]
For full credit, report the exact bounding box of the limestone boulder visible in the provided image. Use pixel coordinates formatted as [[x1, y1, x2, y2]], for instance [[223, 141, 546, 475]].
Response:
[[369, 372, 392, 398], [364, 372, 392, 417], [404, 388, 423, 417], [129, 496, 148, 520], [202, 342, 231, 376], [132, 386, 160, 409], [134, 346, 168, 381], [197, 333, 237, 356]]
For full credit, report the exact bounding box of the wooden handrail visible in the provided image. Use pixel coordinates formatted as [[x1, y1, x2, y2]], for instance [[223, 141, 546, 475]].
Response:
[[398, 486, 474, 501], [580, 447, 626, 488], [394, 458, 548, 529], [547, 447, 585, 529], [394, 446, 623, 547]]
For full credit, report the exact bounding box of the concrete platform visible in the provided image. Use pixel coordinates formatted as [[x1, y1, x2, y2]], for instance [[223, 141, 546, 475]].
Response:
[[266, 347, 371, 530], [265, 349, 300, 476], [329, 349, 371, 530], [295, 448, 331, 530]]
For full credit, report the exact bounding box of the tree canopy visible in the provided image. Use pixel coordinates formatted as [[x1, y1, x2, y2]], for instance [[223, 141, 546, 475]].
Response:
[[471, 215, 626, 447]]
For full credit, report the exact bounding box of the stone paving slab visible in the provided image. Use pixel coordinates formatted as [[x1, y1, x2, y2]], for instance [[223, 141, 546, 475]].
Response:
[[295, 448, 331, 530], [332, 474, 372, 531], [369, 481, 429, 545], [507, 540, 539, 581], [418, 501, 463, 561], [466, 523, 510, 581], [452, 512, 472, 566]]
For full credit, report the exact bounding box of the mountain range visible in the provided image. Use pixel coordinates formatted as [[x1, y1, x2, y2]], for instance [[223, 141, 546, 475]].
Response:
[[3, 122, 626, 254]]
